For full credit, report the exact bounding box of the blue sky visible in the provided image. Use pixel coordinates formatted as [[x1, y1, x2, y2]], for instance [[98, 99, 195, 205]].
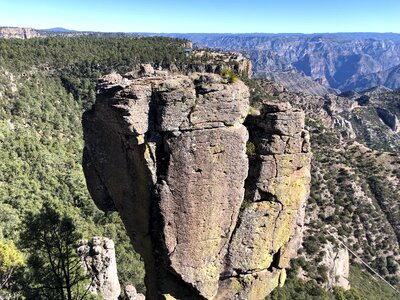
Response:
[[0, 0, 399, 33]]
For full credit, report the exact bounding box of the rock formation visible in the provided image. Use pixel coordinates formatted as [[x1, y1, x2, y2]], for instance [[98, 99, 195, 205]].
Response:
[[332, 116, 356, 139], [124, 285, 146, 300], [265, 71, 338, 96], [320, 242, 350, 290], [82, 67, 311, 299], [0, 27, 41, 39], [185, 50, 252, 79], [376, 107, 399, 133], [77, 237, 121, 300], [221, 101, 312, 299]]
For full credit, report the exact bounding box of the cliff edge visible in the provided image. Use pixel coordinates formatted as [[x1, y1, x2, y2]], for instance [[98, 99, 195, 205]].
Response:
[[82, 67, 311, 299]]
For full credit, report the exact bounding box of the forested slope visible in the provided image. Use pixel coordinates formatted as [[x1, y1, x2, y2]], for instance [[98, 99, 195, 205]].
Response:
[[246, 79, 400, 300], [1, 36, 399, 299], [0, 36, 187, 298]]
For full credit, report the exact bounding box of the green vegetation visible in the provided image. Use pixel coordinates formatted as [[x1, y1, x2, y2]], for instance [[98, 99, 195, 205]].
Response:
[[20, 204, 90, 300], [266, 265, 362, 300], [0, 239, 24, 291], [0, 36, 187, 73], [0, 36, 187, 298], [349, 265, 399, 300], [221, 67, 238, 83], [246, 141, 256, 157], [243, 77, 279, 108], [266, 264, 399, 300], [246, 78, 400, 298], [298, 119, 400, 289]]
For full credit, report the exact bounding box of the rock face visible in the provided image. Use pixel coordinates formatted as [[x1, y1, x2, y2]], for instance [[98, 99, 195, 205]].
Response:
[[124, 285, 146, 300], [320, 242, 350, 290], [376, 107, 400, 132], [332, 116, 356, 139], [218, 101, 312, 299], [265, 71, 338, 96], [82, 69, 311, 299], [186, 50, 252, 79], [0, 27, 41, 39], [344, 64, 400, 92], [77, 237, 121, 300]]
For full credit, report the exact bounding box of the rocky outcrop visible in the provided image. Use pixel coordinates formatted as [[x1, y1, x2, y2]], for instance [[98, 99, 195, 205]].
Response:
[[186, 50, 252, 78], [217, 101, 312, 299], [265, 71, 338, 96], [320, 242, 350, 290], [77, 237, 121, 300], [332, 116, 356, 139], [82, 69, 311, 299], [124, 285, 146, 300], [0, 27, 41, 39], [376, 107, 400, 132]]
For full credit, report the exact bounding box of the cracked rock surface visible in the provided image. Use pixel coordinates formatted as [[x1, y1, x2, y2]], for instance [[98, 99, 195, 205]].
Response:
[[82, 68, 311, 299], [77, 237, 121, 300]]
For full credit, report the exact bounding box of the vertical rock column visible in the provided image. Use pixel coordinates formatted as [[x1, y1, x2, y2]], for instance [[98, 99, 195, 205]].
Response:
[[216, 101, 312, 299], [82, 71, 250, 299], [82, 68, 311, 299]]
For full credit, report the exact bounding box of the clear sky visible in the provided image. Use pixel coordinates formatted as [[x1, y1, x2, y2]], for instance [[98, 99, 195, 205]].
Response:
[[0, 0, 399, 33]]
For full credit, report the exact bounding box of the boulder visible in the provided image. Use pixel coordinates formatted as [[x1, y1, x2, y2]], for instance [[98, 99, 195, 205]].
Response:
[[124, 285, 146, 300]]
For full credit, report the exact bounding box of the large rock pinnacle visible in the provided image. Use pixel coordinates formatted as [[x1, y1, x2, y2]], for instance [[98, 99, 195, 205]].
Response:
[[82, 67, 311, 299]]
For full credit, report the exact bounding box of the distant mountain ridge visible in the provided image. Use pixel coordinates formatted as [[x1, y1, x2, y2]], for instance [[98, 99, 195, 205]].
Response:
[[153, 32, 400, 42], [0, 26, 136, 39], [163, 33, 400, 92], [2, 27, 400, 92], [344, 63, 400, 91], [44, 27, 76, 32]]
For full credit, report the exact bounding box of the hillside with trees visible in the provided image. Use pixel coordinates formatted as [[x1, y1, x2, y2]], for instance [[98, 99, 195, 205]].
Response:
[[0, 36, 188, 299], [0, 36, 399, 299], [246, 79, 400, 299]]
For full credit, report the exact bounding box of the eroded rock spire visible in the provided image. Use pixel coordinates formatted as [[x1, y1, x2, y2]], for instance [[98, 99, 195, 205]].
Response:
[[82, 66, 311, 299]]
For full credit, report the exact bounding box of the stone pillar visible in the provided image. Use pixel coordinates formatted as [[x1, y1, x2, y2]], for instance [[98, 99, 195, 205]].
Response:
[[82, 69, 311, 300], [77, 237, 121, 300]]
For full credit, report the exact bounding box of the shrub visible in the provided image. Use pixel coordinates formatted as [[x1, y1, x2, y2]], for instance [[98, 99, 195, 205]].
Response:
[[246, 141, 256, 157], [221, 67, 238, 83]]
